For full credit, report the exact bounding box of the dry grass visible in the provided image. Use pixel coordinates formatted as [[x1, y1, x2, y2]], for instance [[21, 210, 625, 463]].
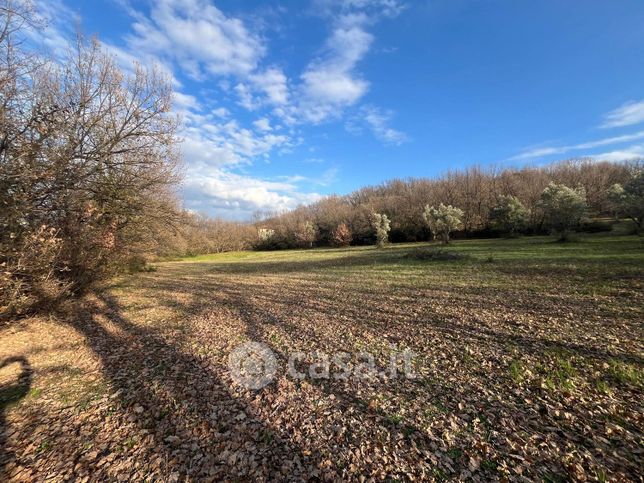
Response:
[[1, 235, 642, 481]]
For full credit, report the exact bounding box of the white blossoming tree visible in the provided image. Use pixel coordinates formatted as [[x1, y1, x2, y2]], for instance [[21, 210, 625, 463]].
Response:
[[607, 170, 643, 233], [490, 195, 528, 236], [371, 213, 391, 248], [423, 203, 464, 244], [537, 182, 587, 241]]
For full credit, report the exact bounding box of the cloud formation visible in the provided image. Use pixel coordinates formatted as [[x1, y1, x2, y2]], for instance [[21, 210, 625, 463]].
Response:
[[31, 0, 407, 219], [587, 145, 644, 162], [183, 168, 323, 219], [512, 130, 644, 161], [125, 0, 265, 79], [297, 14, 373, 122], [601, 100, 644, 129], [282, 1, 404, 125], [346, 105, 408, 145]]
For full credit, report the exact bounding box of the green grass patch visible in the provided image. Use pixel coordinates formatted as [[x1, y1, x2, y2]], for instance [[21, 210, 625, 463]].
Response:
[[606, 360, 643, 388], [509, 360, 525, 383]]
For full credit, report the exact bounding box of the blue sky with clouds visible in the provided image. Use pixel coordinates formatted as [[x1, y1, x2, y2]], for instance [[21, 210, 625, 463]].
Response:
[[32, 0, 644, 219]]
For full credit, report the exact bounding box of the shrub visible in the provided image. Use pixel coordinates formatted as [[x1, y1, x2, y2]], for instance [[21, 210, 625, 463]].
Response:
[[254, 228, 277, 250], [608, 169, 643, 233], [405, 248, 469, 261], [126, 255, 149, 274], [579, 219, 613, 233], [423, 204, 464, 244], [294, 221, 317, 248], [1, 226, 71, 319]]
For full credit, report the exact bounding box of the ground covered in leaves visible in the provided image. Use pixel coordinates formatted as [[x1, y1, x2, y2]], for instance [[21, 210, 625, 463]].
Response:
[[1, 234, 643, 481]]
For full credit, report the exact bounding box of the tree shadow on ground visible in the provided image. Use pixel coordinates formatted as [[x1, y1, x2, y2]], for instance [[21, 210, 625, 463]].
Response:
[[0, 356, 33, 473], [4, 247, 641, 480], [131, 263, 643, 368], [36, 294, 321, 480], [175, 248, 439, 275]]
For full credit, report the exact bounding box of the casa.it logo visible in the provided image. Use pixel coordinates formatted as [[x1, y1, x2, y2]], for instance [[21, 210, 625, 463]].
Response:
[[228, 342, 417, 390], [228, 342, 277, 390]]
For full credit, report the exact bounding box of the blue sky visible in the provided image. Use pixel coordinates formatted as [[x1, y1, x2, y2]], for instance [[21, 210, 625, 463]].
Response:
[[33, 0, 644, 219]]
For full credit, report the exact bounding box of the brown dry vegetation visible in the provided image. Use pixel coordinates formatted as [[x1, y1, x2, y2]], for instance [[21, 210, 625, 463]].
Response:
[[1, 234, 642, 481]]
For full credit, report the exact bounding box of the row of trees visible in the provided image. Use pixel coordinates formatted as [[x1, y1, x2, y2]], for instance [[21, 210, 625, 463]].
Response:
[[254, 162, 642, 249], [346, 182, 589, 247], [155, 212, 255, 259]]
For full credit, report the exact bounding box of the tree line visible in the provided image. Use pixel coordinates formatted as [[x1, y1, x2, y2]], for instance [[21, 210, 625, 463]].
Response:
[[252, 159, 642, 250]]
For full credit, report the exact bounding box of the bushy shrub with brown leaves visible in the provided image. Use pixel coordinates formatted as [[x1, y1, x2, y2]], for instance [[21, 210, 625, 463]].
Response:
[[0, 226, 71, 317], [0, 2, 181, 317], [294, 221, 317, 248]]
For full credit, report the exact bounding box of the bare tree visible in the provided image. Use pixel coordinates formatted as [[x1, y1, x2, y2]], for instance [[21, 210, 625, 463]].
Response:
[[1, 3, 181, 317]]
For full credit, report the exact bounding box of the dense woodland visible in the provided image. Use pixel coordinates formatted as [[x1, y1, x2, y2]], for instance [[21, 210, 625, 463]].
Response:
[[160, 159, 641, 257], [241, 159, 641, 250]]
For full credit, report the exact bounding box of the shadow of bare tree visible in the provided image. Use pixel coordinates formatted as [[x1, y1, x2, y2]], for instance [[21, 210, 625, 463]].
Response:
[[0, 356, 33, 473], [1, 243, 641, 480], [61, 292, 319, 480]]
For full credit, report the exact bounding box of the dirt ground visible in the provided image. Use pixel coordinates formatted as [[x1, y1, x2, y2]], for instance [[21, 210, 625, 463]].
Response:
[[1, 237, 642, 481]]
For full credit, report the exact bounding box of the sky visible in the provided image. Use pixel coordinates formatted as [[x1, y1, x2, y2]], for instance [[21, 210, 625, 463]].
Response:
[[30, 0, 644, 219]]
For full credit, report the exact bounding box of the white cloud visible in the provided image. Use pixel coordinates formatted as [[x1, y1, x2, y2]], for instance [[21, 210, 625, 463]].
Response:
[[313, 0, 405, 19], [318, 167, 339, 186], [272, 2, 403, 126], [234, 82, 259, 110], [178, 103, 326, 218], [173, 91, 201, 112], [587, 145, 644, 162], [253, 118, 272, 132], [601, 100, 644, 129], [274, 167, 339, 187], [183, 168, 323, 219], [295, 14, 373, 123], [347, 105, 407, 145], [212, 107, 230, 117], [125, 0, 265, 79], [181, 117, 291, 165], [511, 130, 644, 160], [117, 0, 405, 147], [250, 67, 289, 105], [233, 68, 289, 110]]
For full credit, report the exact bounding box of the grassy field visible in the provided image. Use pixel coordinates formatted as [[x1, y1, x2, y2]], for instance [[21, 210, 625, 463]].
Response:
[[1, 234, 643, 481]]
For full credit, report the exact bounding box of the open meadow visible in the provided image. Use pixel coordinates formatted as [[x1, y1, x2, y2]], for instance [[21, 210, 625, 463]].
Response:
[[1, 233, 642, 481], [3, 2, 644, 481]]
